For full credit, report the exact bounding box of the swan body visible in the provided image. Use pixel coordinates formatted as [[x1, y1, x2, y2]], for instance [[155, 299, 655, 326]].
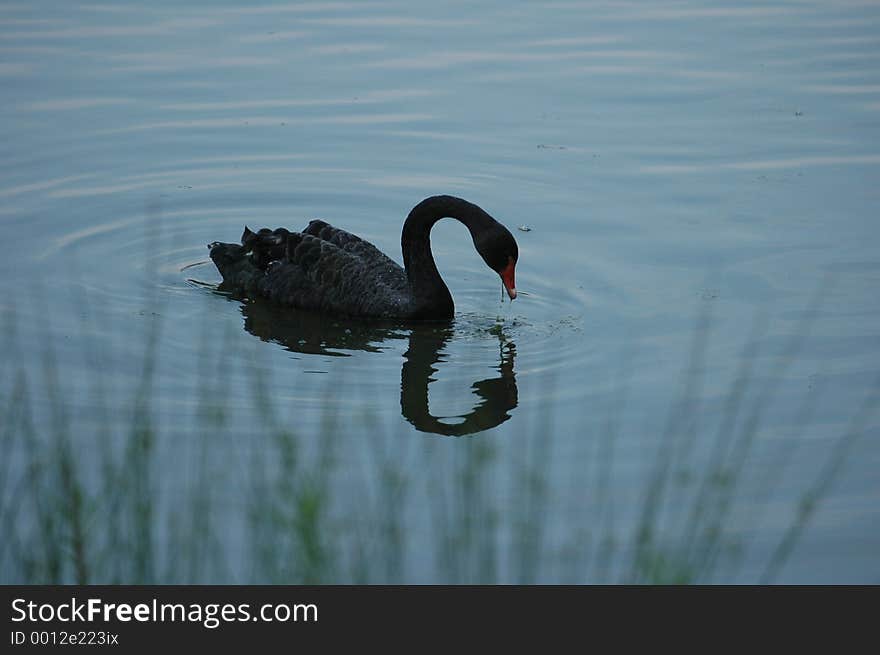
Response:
[[209, 195, 518, 321]]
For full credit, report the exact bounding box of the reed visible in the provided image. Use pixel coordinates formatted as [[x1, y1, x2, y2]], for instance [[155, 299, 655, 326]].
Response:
[[0, 283, 876, 584]]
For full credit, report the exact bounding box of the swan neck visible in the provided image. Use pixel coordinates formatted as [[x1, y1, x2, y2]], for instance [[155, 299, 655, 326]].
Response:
[[401, 196, 492, 310]]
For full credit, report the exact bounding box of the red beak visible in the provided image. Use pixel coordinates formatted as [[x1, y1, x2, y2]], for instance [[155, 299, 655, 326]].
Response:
[[500, 258, 516, 300]]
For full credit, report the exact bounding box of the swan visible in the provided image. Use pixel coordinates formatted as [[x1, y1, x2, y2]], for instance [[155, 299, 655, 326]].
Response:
[[209, 195, 519, 320]]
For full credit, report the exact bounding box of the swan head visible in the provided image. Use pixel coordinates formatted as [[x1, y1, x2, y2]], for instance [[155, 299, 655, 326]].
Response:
[[474, 223, 518, 300]]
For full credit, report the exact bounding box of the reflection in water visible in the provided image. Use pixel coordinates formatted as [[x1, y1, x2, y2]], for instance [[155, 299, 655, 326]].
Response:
[[234, 288, 405, 356], [401, 325, 517, 436], [228, 293, 518, 437]]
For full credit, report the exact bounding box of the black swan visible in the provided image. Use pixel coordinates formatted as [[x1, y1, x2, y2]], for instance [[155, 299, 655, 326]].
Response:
[[208, 195, 518, 320]]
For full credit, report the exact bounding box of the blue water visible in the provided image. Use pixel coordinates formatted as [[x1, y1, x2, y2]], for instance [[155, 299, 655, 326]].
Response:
[[1, 0, 878, 583]]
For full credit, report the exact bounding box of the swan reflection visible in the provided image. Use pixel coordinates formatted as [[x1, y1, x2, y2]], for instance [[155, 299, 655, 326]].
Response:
[[400, 325, 516, 436], [231, 294, 518, 436]]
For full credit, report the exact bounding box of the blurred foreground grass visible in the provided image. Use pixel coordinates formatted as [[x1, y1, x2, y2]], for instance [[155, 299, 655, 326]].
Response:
[[1, 285, 877, 584]]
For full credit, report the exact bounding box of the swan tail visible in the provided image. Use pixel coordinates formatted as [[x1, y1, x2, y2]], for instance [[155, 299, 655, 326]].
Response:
[[208, 240, 262, 291], [210, 225, 305, 292]]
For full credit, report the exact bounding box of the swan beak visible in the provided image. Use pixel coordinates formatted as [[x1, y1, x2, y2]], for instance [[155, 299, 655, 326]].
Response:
[[500, 258, 516, 300]]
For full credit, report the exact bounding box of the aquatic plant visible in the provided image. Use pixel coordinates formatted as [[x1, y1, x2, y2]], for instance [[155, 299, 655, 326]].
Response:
[[0, 282, 876, 584]]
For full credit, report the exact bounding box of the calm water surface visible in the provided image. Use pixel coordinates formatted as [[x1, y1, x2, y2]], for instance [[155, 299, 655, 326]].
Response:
[[1, 0, 879, 583]]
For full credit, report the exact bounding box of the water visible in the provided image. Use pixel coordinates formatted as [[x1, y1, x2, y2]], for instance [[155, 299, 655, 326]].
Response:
[[1, 0, 879, 583]]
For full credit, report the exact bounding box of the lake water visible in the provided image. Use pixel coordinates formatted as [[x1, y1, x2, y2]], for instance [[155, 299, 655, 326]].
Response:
[[1, 0, 878, 583]]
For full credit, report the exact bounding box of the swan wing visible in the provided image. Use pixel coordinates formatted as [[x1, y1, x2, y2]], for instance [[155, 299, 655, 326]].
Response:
[[257, 233, 408, 317], [303, 219, 399, 270]]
